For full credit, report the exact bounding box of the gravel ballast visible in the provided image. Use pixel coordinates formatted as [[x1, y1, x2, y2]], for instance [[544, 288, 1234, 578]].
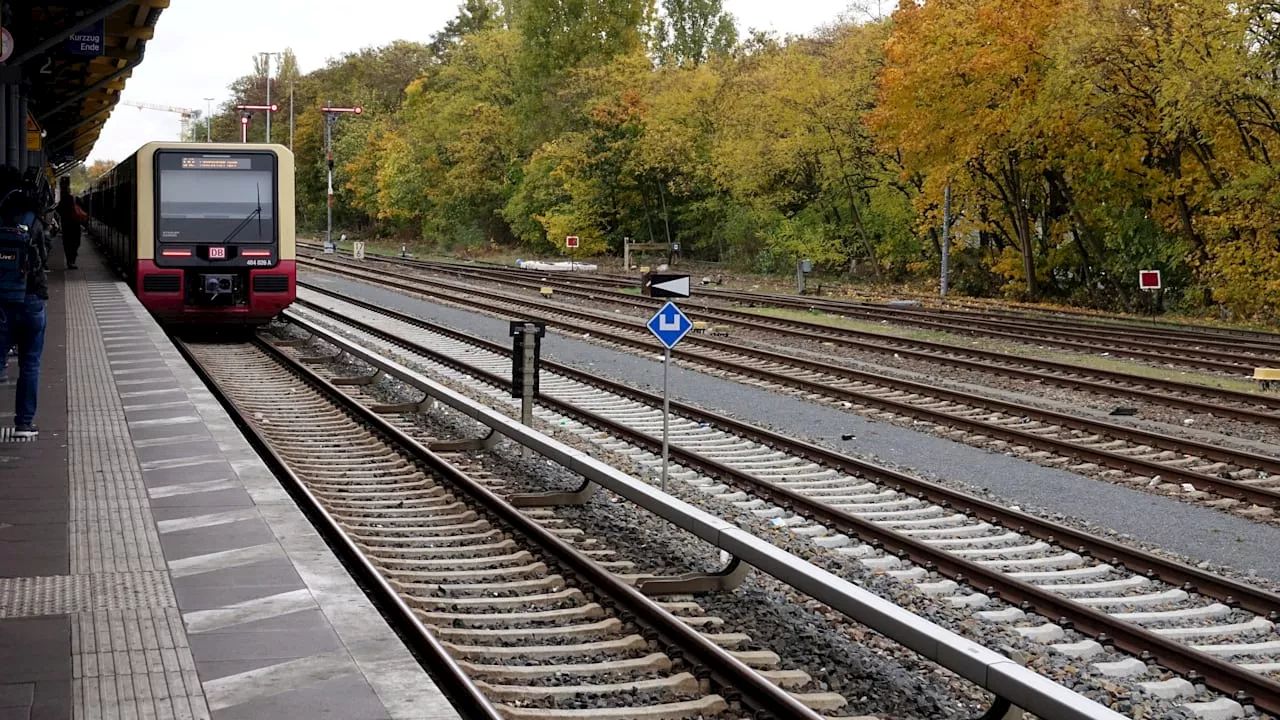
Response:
[[273, 317, 1240, 718], [305, 272, 1280, 582], [282, 325, 990, 718]]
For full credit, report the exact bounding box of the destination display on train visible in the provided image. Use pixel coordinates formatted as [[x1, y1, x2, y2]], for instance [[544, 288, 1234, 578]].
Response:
[[180, 157, 248, 170]]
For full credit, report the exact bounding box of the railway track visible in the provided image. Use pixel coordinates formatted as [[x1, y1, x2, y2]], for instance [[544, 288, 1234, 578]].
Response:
[[708, 291, 1280, 373], [296, 260, 1280, 519], [278, 288, 1280, 717], [178, 337, 866, 720], [307, 251, 1280, 426], [784, 292, 1280, 352], [923, 300, 1280, 346], [299, 245, 1280, 376]]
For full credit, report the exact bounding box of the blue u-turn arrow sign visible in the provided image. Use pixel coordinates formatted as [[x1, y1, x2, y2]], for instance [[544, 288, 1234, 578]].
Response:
[[647, 301, 693, 350]]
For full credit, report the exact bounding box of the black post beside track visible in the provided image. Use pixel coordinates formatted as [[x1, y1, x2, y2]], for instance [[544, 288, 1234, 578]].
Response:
[[286, 290, 1280, 716], [181, 333, 830, 720]]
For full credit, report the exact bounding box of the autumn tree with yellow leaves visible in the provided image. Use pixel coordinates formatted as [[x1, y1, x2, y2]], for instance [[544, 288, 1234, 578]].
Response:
[[208, 0, 1280, 317]]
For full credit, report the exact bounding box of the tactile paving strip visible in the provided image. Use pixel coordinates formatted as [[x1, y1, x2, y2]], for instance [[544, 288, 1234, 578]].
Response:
[[66, 279, 210, 719], [72, 607, 207, 719], [69, 280, 170, 575], [0, 575, 90, 617], [0, 572, 173, 618]]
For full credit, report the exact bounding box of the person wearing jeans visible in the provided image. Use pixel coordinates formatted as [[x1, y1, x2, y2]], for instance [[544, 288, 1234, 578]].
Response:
[[0, 166, 49, 438], [0, 296, 46, 437]]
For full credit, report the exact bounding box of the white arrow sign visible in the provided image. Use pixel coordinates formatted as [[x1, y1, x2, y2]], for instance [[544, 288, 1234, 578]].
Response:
[[647, 274, 691, 298]]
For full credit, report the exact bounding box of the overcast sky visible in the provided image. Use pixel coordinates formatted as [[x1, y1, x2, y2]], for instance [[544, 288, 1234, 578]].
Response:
[[86, 0, 861, 163]]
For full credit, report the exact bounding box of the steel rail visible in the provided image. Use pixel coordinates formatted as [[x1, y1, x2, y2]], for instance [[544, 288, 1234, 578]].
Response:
[[947, 304, 1280, 345], [708, 291, 1265, 373], [192, 334, 830, 720], [298, 243, 1280, 346], [284, 293, 1280, 717], [290, 292, 1280, 617], [275, 311, 1131, 720], [777, 292, 1280, 352], [295, 270, 1280, 509], [915, 309, 1280, 354], [762, 293, 1280, 356], [303, 248, 1276, 371], [324, 253, 1280, 422], [172, 338, 507, 720]]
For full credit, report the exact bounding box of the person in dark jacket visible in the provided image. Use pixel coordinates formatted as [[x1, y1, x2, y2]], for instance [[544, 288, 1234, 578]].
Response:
[[0, 165, 49, 438], [57, 175, 84, 269]]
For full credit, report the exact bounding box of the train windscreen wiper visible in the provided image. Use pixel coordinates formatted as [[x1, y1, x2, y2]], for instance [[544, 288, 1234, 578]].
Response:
[[218, 183, 263, 245]]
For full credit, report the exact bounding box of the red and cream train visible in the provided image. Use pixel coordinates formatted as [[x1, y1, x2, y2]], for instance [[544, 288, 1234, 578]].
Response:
[[82, 142, 296, 325]]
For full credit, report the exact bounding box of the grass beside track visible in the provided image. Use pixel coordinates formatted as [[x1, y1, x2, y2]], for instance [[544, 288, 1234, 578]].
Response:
[[744, 307, 1268, 396]]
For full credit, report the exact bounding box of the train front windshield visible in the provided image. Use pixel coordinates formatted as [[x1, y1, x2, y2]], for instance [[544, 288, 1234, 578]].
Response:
[[155, 152, 277, 245]]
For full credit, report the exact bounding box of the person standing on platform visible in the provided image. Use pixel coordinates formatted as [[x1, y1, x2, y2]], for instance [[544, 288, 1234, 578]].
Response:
[[0, 165, 49, 438], [57, 176, 86, 270]]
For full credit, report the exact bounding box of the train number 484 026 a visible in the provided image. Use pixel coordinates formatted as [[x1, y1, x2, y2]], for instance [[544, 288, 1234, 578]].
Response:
[[246, 259, 273, 267]]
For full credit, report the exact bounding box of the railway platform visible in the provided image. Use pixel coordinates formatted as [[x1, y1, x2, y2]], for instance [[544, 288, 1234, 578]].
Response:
[[0, 246, 462, 720]]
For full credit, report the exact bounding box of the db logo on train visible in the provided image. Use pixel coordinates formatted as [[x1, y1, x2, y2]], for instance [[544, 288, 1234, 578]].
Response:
[[209, 247, 227, 260]]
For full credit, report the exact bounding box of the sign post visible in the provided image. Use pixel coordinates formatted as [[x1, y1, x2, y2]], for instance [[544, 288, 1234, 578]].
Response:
[[566, 235, 579, 270], [941, 182, 952, 298], [320, 105, 364, 254], [646, 302, 694, 491], [1139, 270, 1162, 319], [796, 258, 812, 295], [353, 241, 366, 260]]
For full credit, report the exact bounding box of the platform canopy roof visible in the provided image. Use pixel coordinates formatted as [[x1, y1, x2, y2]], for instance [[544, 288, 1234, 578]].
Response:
[[2, 0, 169, 171]]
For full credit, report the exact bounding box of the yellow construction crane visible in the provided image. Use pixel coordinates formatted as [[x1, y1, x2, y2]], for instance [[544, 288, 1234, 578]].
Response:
[[120, 100, 198, 141]]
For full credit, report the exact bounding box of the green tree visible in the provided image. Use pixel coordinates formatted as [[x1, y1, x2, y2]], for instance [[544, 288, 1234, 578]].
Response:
[[715, 24, 902, 278], [431, 0, 507, 53], [503, 51, 656, 253], [515, 0, 653, 78], [367, 28, 523, 245], [652, 0, 737, 66]]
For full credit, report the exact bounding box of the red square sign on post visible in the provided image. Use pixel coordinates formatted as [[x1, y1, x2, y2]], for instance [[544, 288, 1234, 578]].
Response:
[[566, 236, 579, 249], [1139, 270, 1161, 290]]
